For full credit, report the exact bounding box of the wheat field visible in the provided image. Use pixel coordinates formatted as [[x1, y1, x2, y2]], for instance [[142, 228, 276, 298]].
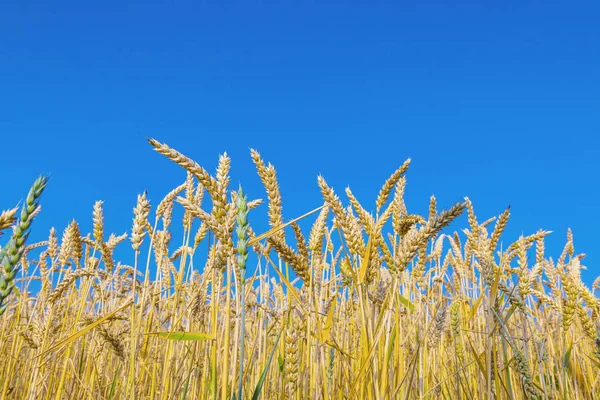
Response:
[[1, 138, 598, 400]]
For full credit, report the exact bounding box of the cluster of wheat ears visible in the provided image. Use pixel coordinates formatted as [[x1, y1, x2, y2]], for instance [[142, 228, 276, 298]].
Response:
[[1, 138, 599, 400]]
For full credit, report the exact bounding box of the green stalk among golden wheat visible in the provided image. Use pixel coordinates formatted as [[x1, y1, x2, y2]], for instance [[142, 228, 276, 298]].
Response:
[[1, 138, 598, 399]]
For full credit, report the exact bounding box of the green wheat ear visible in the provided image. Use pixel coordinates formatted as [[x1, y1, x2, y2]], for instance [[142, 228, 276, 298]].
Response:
[[236, 185, 249, 271], [0, 175, 49, 315]]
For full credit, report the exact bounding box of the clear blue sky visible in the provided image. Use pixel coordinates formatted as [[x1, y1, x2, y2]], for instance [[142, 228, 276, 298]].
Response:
[[1, 1, 599, 283]]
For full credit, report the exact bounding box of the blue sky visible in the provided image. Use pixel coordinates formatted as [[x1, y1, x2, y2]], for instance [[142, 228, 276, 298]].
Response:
[[1, 1, 599, 284]]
